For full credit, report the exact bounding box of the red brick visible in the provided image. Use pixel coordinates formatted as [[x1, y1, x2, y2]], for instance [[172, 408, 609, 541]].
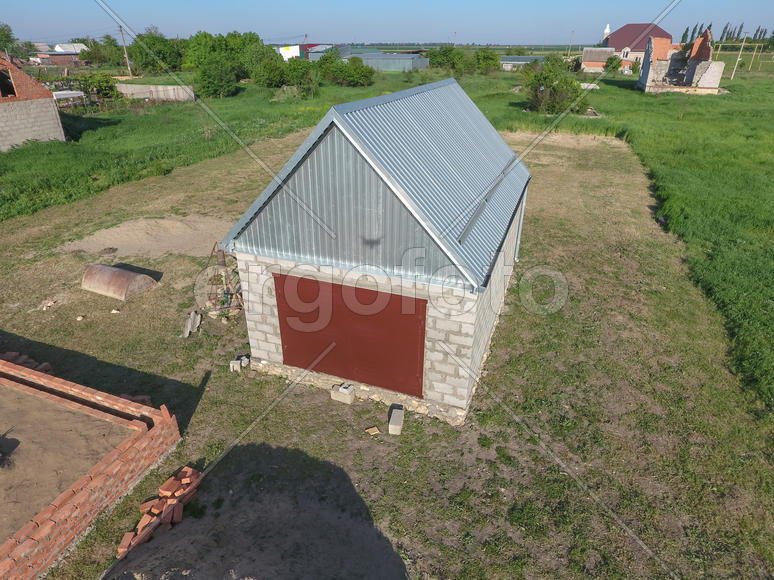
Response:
[[158, 477, 182, 498], [172, 502, 184, 524], [136, 514, 154, 532], [9, 538, 37, 561], [50, 504, 76, 523], [160, 405, 172, 420], [120, 446, 139, 463], [70, 474, 92, 493], [0, 539, 17, 559], [149, 499, 167, 515], [118, 531, 134, 552], [71, 488, 92, 508], [30, 520, 56, 542], [12, 521, 38, 542], [32, 505, 57, 526], [49, 489, 75, 508], [139, 499, 157, 513], [0, 558, 16, 577]]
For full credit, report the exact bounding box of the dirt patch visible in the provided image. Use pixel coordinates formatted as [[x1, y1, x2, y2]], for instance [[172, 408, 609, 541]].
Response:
[[59, 215, 234, 258], [0, 383, 128, 541]]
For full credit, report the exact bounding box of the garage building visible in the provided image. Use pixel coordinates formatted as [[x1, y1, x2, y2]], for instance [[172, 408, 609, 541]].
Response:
[[221, 78, 530, 424]]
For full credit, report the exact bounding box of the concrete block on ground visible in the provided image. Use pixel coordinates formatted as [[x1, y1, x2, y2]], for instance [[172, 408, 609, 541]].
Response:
[[229, 359, 242, 372], [388, 404, 404, 435], [331, 383, 355, 404]]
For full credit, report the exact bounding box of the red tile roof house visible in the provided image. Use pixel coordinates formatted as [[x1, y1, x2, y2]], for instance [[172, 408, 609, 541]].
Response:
[[603, 23, 672, 66], [0, 57, 65, 152]]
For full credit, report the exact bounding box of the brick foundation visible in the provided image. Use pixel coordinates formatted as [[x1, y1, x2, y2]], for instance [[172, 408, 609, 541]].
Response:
[[0, 361, 180, 579]]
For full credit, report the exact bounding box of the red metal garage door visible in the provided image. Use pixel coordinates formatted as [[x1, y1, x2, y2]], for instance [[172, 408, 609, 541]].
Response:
[[273, 274, 427, 398]]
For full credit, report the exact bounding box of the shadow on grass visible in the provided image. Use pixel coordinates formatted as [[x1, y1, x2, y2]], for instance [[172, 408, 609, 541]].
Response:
[[598, 77, 639, 90], [60, 112, 121, 142], [0, 329, 204, 433], [109, 443, 408, 579]]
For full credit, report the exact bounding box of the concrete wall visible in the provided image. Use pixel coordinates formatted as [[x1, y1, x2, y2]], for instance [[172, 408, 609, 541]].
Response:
[[235, 200, 523, 424], [0, 98, 65, 152], [115, 84, 194, 102]]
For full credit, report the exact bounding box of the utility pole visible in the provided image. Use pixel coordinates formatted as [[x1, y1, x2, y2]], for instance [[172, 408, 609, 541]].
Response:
[[730, 34, 747, 79], [119, 25, 133, 78], [567, 30, 574, 58], [453, 31, 456, 47]]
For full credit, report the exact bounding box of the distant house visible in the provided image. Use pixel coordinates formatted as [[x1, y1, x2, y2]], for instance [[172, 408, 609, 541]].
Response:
[[581, 47, 616, 72], [500, 55, 544, 71], [31, 51, 81, 66], [0, 57, 65, 151], [344, 52, 429, 72], [603, 23, 671, 64], [32, 42, 52, 52], [54, 43, 88, 54]]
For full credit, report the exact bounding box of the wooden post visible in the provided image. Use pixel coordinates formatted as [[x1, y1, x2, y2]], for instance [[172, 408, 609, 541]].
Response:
[[748, 44, 757, 71], [119, 25, 133, 79], [730, 35, 747, 80]]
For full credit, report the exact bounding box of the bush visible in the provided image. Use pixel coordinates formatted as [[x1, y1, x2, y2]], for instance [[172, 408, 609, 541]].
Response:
[[524, 56, 585, 114], [256, 58, 287, 88], [631, 60, 641, 76], [196, 54, 238, 98], [604, 55, 623, 72], [85, 73, 118, 99], [475, 47, 500, 74]]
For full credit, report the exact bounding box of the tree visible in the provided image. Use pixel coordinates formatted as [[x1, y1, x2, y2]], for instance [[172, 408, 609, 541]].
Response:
[[0, 22, 17, 53], [129, 28, 182, 72], [631, 59, 641, 76], [428, 45, 464, 71], [681, 27, 690, 44], [475, 47, 499, 74], [81, 35, 124, 66], [604, 55, 622, 72], [690, 23, 699, 42], [317, 48, 342, 80], [257, 58, 287, 88], [184, 31, 217, 70], [285, 58, 311, 86], [196, 53, 238, 97]]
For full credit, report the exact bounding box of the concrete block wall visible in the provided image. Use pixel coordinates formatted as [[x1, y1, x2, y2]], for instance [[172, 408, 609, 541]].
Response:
[[235, 206, 522, 424], [0, 361, 180, 579], [0, 98, 65, 151], [115, 84, 195, 102]]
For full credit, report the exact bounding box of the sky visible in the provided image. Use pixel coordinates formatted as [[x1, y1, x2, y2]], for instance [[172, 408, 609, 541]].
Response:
[[3, 0, 773, 46]]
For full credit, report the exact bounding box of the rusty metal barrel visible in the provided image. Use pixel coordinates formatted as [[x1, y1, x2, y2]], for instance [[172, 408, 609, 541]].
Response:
[[81, 264, 157, 301]]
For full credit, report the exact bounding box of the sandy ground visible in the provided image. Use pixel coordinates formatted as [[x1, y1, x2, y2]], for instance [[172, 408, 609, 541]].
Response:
[[0, 383, 129, 541], [60, 214, 235, 258]]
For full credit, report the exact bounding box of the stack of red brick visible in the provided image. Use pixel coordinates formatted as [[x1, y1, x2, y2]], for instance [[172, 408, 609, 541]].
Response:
[[117, 467, 202, 559], [0, 352, 52, 373]]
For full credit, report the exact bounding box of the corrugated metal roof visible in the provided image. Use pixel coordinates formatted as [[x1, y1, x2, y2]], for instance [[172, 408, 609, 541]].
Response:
[[222, 78, 530, 290]]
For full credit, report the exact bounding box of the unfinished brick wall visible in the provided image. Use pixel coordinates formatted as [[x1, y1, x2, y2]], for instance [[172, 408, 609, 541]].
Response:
[[236, 202, 523, 424], [0, 361, 180, 580]]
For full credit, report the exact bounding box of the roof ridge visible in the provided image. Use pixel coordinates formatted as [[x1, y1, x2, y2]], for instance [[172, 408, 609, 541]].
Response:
[[333, 78, 458, 115]]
